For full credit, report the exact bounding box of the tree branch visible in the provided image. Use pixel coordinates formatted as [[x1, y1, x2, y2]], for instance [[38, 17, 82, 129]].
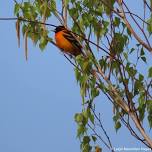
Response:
[[117, 1, 152, 53]]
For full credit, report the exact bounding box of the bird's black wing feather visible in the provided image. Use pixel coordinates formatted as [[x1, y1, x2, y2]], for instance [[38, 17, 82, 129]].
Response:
[[62, 30, 82, 50]]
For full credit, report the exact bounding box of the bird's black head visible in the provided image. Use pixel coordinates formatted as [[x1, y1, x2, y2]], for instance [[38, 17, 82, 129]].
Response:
[[54, 26, 65, 33]]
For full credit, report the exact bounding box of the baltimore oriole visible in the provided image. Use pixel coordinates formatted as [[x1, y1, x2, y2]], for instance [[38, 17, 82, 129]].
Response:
[[54, 26, 84, 56], [95, 146, 102, 152]]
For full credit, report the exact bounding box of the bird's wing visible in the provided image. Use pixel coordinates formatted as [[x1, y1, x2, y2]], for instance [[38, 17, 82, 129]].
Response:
[[62, 30, 82, 50]]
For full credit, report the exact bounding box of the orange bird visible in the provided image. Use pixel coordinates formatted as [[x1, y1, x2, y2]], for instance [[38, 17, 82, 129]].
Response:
[[95, 146, 102, 152], [54, 26, 84, 56]]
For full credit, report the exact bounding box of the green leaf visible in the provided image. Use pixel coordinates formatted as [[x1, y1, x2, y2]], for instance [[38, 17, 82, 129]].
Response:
[[113, 17, 120, 27], [127, 27, 131, 37], [111, 33, 128, 55], [141, 56, 147, 63], [123, 52, 128, 60], [103, 0, 115, 15], [82, 12, 91, 27], [83, 108, 89, 123], [81, 143, 92, 152], [93, 5, 103, 16], [148, 67, 152, 78], [30, 32, 39, 45], [77, 124, 86, 138], [91, 88, 99, 99], [91, 136, 97, 142], [115, 121, 121, 132], [65, 0, 69, 3], [69, 8, 79, 19], [129, 48, 135, 54], [134, 80, 140, 96], [75, 68, 81, 82], [147, 17, 152, 35], [89, 113, 94, 124], [147, 100, 152, 128], [138, 93, 146, 122], [50, 0, 56, 12], [148, 114, 152, 128], [75, 113, 84, 123], [127, 66, 137, 78], [71, 0, 75, 3], [39, 36, 48, 50], [134, 77, 144, 96], [23, 2, 31, 8], [139, 74, 144, 81], [113, 112, 120, 122], [99, 57, 107, 72], [14, 3, 20, 16], [140, 47, 145, 56], [22, 24, 28, 36], [101, 20, 109, 35], [82, 59, 92, 73], [83, 136, 90, 144]]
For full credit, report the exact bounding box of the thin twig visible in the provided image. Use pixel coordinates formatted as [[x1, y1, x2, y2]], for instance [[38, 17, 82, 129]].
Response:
[[123, 2, 151, 50], [87, 123, 112, 151], [91, 107, 114, 151], [62, 0, 68, 27], [0, 17, 111, 57], [144, 0, 152, 12], [0, 17, 57, 27], [124, 11, 149, 25], [117, 2, 152, 53]]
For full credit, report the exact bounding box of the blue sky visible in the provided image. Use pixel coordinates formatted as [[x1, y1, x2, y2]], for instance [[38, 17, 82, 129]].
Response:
[[0, 1, 151, 152]]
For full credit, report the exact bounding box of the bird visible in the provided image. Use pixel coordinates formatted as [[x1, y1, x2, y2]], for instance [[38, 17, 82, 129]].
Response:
[[95, 146, 102, 152], [54, 26, 84, 57]]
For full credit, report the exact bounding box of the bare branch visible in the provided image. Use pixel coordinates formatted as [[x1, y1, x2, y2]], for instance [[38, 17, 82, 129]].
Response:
[[90, 107, 114, 151], [87, 123, 113, 151], [122, 2, 151, 51], [117, 1, 152, 53]]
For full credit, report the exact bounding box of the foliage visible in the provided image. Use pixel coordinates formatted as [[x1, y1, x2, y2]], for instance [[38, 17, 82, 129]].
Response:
[[13, 0, 152, 151]]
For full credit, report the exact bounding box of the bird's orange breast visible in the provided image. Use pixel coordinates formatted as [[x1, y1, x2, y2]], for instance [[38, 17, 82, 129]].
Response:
[[55, 31, 74, 53]]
